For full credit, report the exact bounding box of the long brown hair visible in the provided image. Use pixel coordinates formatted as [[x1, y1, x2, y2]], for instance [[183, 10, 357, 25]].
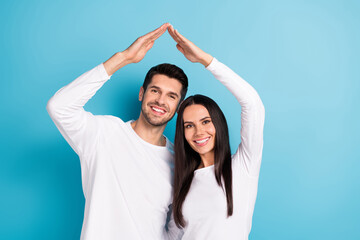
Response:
[[173, 94, 233, 228]]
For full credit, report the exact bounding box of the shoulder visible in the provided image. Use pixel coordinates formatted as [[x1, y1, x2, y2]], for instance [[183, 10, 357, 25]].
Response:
[[92, 115, 129, 129], [95, 114, 124, 123]]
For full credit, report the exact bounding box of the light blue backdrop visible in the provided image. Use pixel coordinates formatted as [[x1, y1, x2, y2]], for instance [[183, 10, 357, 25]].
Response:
[[1, 0, 359, 239]]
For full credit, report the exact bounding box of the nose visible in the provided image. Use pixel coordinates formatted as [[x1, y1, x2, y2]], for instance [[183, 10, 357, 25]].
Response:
[[194, 124, 205, 137], [156, 93, 166, 105]]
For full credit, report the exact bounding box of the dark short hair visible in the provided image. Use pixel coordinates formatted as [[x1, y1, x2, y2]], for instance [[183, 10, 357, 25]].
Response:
[[143, 63, 188, 102]]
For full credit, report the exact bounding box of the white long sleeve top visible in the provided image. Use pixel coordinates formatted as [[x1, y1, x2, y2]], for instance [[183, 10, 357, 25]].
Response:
[[179, 58, 265, 240], [46, 64, 177, 240]]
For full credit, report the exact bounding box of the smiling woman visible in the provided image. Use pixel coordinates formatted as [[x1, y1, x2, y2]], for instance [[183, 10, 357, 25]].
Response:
[[182, 100, 219, 168], [171, 59, 265, 240], [168, 25, 265, 240], [173, 93, 233, 227]]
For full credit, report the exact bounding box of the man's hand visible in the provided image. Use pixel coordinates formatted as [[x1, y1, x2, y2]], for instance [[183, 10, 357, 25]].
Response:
[[167, 25, 213, 67], [104, 23, 169, 76], [124, 23, 170, 64]]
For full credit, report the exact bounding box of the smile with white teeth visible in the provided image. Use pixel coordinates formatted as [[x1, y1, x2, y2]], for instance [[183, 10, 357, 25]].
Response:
[[151, 106, 165, 113], [194, 137, 210, 145]]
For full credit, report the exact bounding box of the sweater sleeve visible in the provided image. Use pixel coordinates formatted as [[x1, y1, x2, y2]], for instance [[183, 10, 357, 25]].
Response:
[[206, 58, 265, 177], [46, 64, 111, 159]]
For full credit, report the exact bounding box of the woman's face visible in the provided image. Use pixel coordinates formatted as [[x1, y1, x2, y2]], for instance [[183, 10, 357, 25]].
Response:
[[182, 104, 216, 157]]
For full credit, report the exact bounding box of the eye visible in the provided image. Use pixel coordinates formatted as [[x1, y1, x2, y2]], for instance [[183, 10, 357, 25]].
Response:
[[151, 89, 158, 93], [169, 95, 176, 100], [184, 124, 193, 129], [202, 119, 211, 124]]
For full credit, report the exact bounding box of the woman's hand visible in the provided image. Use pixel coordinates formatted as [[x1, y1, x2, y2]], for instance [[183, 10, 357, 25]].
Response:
[[168, 25, 213, 67]]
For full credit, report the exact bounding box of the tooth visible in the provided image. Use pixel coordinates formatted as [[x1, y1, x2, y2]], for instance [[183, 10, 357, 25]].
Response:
[[196, 138, 209, 144], [152, 107, 164, 113]]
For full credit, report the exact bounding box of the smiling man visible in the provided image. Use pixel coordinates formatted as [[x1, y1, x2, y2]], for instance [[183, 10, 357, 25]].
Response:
[[46, 23, 188, 240]]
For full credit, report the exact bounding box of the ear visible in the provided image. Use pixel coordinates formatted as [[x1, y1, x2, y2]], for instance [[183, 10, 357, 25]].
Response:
[[139, 87, 144, 101]]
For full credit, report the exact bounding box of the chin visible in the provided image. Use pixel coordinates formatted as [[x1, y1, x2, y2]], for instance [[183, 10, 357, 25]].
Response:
[[143, 110, 174, 127], [147, 116, 171, 127], [192, 146, 214, 156]]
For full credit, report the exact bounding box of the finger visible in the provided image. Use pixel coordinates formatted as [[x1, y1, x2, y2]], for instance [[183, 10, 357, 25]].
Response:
[[168, 25, 181, 43], [167, 25, 176, 40], [176, 44, 185, 55], [144, 23, 169, 41], [174, 29, 188, 43], [145, 41, 155, 52], [167, 29, 178, 43], [150, 24, 168, 41], [147, 23, 168, 37]]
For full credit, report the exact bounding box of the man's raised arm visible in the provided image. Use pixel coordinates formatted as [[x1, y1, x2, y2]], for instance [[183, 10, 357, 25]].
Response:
[[104, 23, 170, 75], [46, 23, 170, 156]]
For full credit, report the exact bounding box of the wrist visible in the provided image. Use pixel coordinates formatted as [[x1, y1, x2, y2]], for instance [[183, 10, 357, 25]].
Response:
[[103, 52, 130, 76], [115, 51, 131, 66], [200, 53, 213, 67], [120, 50, 133, 65]]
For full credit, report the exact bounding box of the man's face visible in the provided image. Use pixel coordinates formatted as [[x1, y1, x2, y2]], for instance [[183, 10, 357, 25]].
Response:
[[139, 74, 183, 127]]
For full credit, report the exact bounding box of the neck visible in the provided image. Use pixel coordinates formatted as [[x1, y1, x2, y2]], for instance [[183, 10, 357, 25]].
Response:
[[198, 151, 215, 169], [131, 115, 167, 147]]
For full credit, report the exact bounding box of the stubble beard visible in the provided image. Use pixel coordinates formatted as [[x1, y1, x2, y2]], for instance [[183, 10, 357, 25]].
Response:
[[141, 102, 175, 127]]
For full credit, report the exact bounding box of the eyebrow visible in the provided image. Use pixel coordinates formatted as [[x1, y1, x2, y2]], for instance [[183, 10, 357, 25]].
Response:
[[149, 85, 180, 98], [184, 116, 211, 124]]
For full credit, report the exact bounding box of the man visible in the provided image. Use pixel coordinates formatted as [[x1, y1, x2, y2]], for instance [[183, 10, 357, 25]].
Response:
[[47, 23, 187, 240]]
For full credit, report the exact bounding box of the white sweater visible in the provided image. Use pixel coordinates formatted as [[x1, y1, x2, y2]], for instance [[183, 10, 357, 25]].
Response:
[[179, 58, 265, 240], [47, 64, 177, 240]]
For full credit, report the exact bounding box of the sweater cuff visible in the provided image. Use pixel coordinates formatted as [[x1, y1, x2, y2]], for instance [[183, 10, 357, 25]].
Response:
[[99, 63, 112, 79], [205, 57, 219, 72]]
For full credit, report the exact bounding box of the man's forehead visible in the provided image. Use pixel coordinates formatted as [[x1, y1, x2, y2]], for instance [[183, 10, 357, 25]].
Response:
[[148, 74, 182, 92]]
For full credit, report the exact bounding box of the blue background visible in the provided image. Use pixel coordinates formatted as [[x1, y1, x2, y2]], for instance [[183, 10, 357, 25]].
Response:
[[1, 0, 359, 239]]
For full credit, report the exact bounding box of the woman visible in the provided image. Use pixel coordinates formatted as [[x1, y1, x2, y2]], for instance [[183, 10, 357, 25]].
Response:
[[168, 25, 265, 239]]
